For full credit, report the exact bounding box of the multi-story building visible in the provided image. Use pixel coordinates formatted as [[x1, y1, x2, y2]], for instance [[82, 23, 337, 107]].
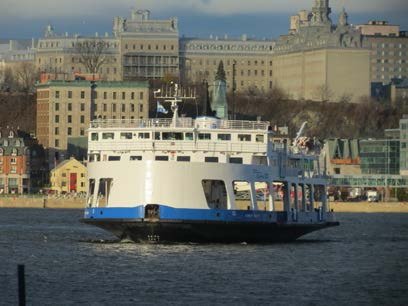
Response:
[[36, 80, 149, 168], [400, 116, 408, 175], [0, 128, 30, 194], [35, 25, 120, 81], [360, 138, 400, 175], [50, 157, 87, 194], [357, 21, 408, 85]]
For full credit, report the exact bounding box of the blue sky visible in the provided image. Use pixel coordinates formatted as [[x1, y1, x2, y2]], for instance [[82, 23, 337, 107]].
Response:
[[0, 0, 407, 39]]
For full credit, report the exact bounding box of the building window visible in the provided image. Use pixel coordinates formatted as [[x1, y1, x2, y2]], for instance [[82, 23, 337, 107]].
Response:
[[121, 104, 126, 112], [139, 104, 143, 112], [55, 115, 59, 123], [112, 104, 116, 112], [55, 127, 59, 135], [55, 91, 60, 99], [177, 156, 190, 162], [55, 139, 59, 147], [122, 92, 126, 100], [205, 157, 218, 163], [81, 103, 85, 111], [131, 92, 135, 100], [130, 104, 135, 112], [113, 92, 117, 100], [67, 127, 72, 136], [80, 128, 85, 136], [80, 115, 85, 124], [81, 91, 85, 99], [68, 103, 72, 111], [103, 104, 107, 112], [139, 92, 144, 100], [68, 91, 72, 98], [10, 166, 17, 174], [11, 157, 17, 164], [103, 92, 107, 99], [67, 115, 72, 123], [55, 103, 59, 111]]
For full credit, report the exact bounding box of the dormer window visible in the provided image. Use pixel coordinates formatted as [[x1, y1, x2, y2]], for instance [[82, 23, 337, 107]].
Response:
[[9, 131, 14, 138], [12, 148, 18, 156]]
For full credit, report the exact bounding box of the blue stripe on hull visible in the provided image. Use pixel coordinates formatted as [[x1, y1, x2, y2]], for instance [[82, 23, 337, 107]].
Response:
[[84, 205, 288, 223]]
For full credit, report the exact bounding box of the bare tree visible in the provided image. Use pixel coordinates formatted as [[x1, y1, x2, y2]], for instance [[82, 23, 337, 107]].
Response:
[[14, 62, 38, 93], [74, 39, 109, 74], [1, 67, 16, 92], [315, 84, 333, 102]]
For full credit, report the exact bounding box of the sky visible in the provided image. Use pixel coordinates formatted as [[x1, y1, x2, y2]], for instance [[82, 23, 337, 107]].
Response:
[[0, 0, 407, 40]]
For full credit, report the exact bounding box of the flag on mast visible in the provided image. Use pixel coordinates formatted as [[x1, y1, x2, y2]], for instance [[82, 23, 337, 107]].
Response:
[[156, 101, 168, 114]]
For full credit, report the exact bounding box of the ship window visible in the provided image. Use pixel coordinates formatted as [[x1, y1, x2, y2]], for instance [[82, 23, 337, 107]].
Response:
[[87, 179, 95, 206], [130, 156, 142, 161], [256, 134, 264, 143], [201, 180, 228, 209], [255, 182, 270, 211], [102, 133, 114, 140], [205, 157, 218, 163], [162, 132, 184, 140], [98, 178, 113, 207], [120, 132, 132, 140], [238, 134, 251, 142], [91, 133, 99, 141], [233, 181, 251, 210], [218, 134, 231, 141], [229, 157, 243, 164], [177, 156, 190, 162], [198, 133, 211, 140], [185, 133, 194, 140], [138, 132, 150, 139], [154, 132, 161, 140], [155, 156, 169, 161], [108, 156, 120, 161]]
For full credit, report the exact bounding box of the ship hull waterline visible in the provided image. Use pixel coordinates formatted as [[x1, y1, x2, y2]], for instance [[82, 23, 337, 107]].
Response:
[[81, 218, 340, 243]]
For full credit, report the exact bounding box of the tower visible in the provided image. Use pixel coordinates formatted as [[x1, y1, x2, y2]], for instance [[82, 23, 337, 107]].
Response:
[[311, 0, 332, 25]]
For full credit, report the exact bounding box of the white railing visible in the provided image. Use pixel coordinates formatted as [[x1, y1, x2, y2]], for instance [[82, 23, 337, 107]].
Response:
[[90, 118, 270, 131]]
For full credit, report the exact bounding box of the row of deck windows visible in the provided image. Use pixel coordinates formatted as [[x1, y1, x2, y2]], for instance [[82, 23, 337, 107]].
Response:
[[92, 132, 265, 142], [89, 155, 243, 164]]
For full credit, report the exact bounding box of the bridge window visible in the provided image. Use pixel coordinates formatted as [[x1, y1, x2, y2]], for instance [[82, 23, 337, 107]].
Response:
[[238, 134, 251, 142], [202, 180, 227, 209], [218, 134, 231, 141], [205, 157, 218, 163], [198, 133, 211, 140], [256, 134, 264, 143], [154, 132, 161, 140], [102, 133, 114, 140], [162, 132, 184, 140], [120, 132, 132, 140], [155, 156, 169, 161], [138, 132, 150, 139], [108, 156, 120, 161], [185, 132, 194, 140], [130, 156, 142, 161], [177, 156, 190, 162], [91, 133, 99, 141]]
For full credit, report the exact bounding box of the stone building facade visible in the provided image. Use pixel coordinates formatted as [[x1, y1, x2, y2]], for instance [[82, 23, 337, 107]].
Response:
[[24, 0, 406, 102], [36, 80, 149, 168], [0, 128, 30, 194]]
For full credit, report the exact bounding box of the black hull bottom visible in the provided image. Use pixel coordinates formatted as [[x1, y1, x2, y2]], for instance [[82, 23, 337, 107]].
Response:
[[82, 219, 340, 243]]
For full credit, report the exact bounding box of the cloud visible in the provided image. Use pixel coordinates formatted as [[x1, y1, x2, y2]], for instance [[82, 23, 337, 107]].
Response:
[[0, 0, 406, 20]]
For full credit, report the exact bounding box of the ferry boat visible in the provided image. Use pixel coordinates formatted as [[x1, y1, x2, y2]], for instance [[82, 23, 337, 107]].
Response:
[[82, 88, 339, 243]]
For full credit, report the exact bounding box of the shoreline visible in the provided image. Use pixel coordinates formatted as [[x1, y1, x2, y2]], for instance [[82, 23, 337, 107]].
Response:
[[1, 197, 408, 213]]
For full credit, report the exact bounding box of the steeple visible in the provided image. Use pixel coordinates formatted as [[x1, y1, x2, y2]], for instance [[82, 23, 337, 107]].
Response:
[[338, 7, 348, 27], [311, 0, 332, 25]]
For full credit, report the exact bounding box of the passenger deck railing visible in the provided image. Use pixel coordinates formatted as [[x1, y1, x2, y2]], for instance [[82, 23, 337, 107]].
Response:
[[90, 118, 270, 131]]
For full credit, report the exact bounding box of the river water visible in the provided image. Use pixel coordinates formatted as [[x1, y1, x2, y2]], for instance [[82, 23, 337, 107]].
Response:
[[0, 209, 407, 305]]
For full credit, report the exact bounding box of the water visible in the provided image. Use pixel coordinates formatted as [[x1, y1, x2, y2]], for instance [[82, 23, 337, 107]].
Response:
[[1, 209, 408, 306]]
